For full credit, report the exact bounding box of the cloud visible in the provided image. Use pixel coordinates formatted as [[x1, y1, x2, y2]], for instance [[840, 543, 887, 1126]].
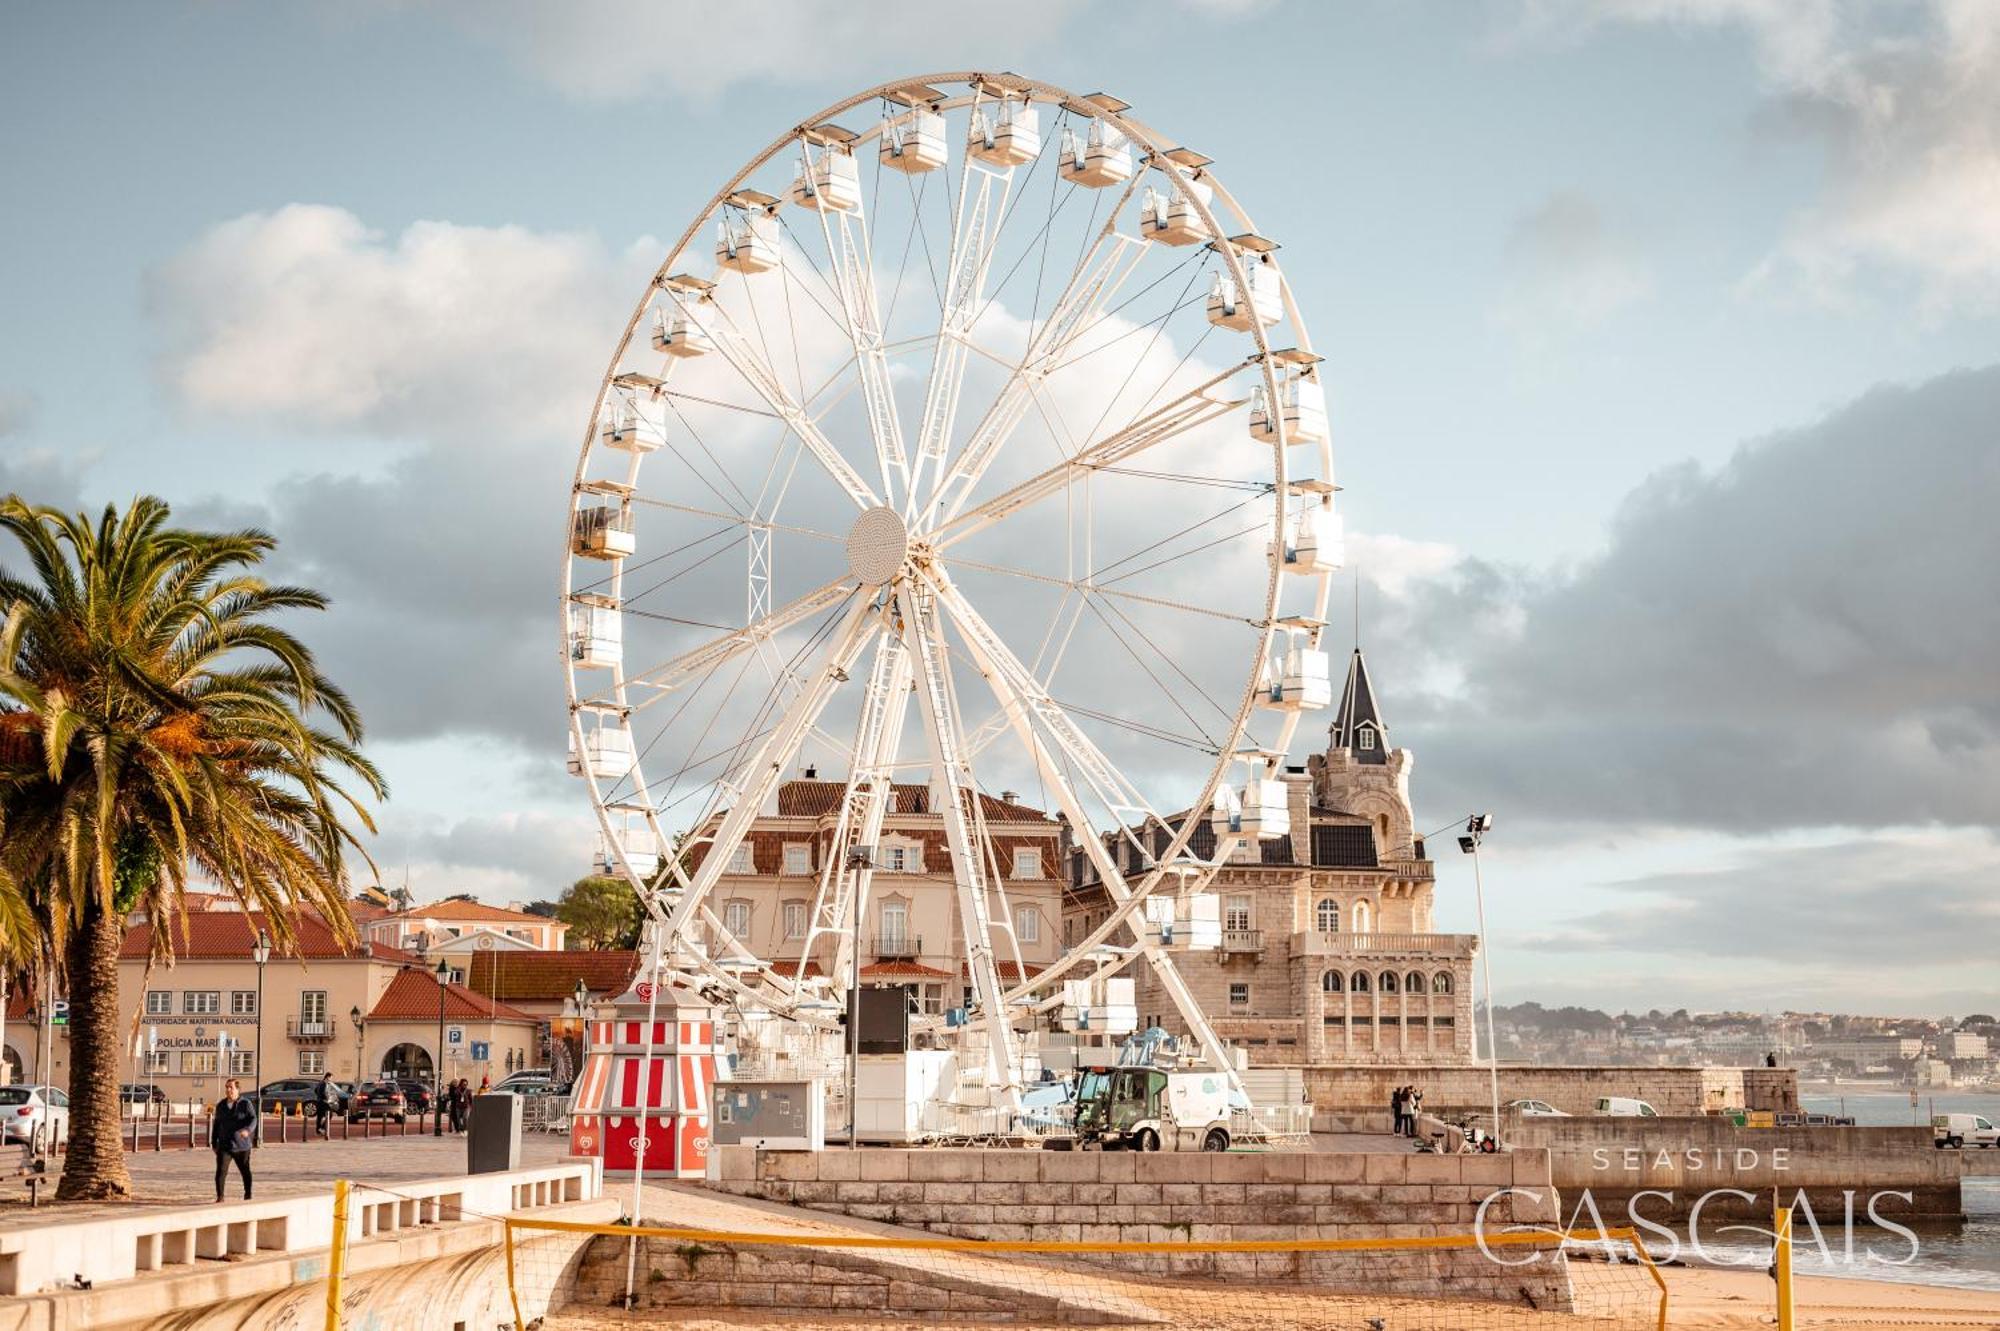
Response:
[[417, 0, 1089, 104], [1512, 0, 2000, 308], [1494, 191, 1653, 332], [0, 391, 36, 438], [148, 204, 643, 442], [1372, 361, 2000, 832], [368, 807, 598, 904]]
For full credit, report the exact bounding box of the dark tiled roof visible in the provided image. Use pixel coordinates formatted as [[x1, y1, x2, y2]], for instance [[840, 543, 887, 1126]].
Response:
[[465, 950, 639, 1001], [368, 966, 534, 1022], [775, 779, 1049, 822], [1329, 648, 1389, 764], [1312, 824, 1380, 868]]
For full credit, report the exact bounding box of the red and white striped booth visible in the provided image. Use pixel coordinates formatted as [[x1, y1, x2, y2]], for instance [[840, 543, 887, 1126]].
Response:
[[567, 978, 716, 1179]]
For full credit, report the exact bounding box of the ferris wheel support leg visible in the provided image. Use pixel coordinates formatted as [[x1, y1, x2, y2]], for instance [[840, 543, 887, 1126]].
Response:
[[660, 593, 878, 950], [898, 585, 1021, 1110], [920, 569, 1253, 1107]]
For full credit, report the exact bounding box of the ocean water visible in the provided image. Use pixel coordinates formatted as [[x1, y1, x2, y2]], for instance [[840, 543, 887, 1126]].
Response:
[[1681, 1092, 2000, 1291]]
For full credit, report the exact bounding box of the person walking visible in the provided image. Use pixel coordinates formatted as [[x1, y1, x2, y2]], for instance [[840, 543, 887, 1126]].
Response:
[[312, 1072, 336, 1138], [1390, 1085, 1407, 1136], [1409, 1085, 1424, 1133], [211, 1079, 257, 1202], [448, 1079, 469, 1133]]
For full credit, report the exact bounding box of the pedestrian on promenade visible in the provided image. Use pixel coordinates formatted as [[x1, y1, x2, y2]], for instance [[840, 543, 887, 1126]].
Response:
[[448, 1079, 469, 1133], [1390, 1085, 1407, 1136], [313, 1072, 336, 1138], [1409, 1086, 1424, 1132], [211, 1079, 257, 1202]]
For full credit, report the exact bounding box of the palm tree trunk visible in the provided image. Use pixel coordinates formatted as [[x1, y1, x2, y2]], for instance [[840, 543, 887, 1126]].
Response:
[[54, 895, 132, 1200]]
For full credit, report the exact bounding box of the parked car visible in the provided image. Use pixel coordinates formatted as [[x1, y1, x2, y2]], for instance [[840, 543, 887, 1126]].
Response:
[[1505, 1098, 1569, 1117], [346, 1082, 408, 1123], [389, 1079, 436, 1113], [1594, 1097, 1659, 1117], [118, 1083, 169, 1106], [1933, 1112, 1999, 1149], [0, 1084, 69, 1148], [258, 1078, 348, 1114], [491, 1072, 566, 1097]]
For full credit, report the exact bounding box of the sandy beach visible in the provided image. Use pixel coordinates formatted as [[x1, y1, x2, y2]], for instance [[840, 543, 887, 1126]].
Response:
[[1658, 1265, 2000, 1328]]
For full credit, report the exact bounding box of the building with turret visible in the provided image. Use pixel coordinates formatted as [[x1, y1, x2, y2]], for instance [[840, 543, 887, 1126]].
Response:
[[1062, 648, 1479, 1065]]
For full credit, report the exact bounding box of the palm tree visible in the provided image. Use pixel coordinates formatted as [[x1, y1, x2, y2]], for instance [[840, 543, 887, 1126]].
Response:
[[0, 496, 385, 1199]]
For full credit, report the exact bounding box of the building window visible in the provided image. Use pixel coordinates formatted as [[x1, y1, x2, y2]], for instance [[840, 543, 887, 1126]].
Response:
[[884, 843, 921, 873], [300, 990, 329, 1031], [1380, 971, 1398, 994], [1224, 894, 1252, 933], [1351, 900, 1371, 933], [181, 1051, 218, 1075], [1433, 972, 1453, 995], [1405, 971, 1425, 994], [228, 1049, 256, 1076], [299, 1050, 326, 1075], [880, 900, 910, 950], [144, 990, 173, 1017], [184, 991, 220, 1016], [1014, 905, 1040, 943], [1315, 898, 1340, 932], [727, 843, 754, 874], [783, 843, 812, 876], [1014, 847, 1042, 879], [1358, 728, 1376, 751], [1351, 971, 1370, 994], [447, 967, 464, 984], [141, 1050, 170, 1075], [782, 900, 808, 939], [1321, 969, 1343, 993], [1228, 983, 1250, 1008], [921, 984, 944, 1016], [230, 990, 258, 1016], [722, 900, 752, 939]]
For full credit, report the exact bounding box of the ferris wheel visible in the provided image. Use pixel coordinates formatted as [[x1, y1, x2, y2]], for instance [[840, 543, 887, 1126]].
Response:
[[561, 72, 1342, 1104]]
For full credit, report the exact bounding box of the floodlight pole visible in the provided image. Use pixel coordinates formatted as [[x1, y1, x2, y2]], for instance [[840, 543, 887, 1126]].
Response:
[[1461, 816, 1502, 1147]]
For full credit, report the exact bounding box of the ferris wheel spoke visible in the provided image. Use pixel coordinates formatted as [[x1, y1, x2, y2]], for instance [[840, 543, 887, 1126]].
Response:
[[658, 279, 881, 511], [617, 577, 858, 707], [930, 364, 1253, 549], [661, 594, 880, 947]]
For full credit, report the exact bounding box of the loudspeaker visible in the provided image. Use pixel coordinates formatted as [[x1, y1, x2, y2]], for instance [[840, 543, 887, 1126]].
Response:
[[850, 985, 911, 1055]]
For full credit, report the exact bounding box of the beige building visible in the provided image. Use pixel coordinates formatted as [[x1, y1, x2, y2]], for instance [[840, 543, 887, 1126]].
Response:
[[1063, 648, 1478, 1066], [366, 899, 569, 956], [692, 777, 1067, 1014], [7, 909, 540, 1099]]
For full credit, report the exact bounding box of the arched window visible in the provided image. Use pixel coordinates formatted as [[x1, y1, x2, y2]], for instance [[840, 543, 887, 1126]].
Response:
[[1352, 900, 1372, 933], [1406, 971, 1425, 995], [1315, 898, 1340, 933], [1351, 971, 1370, 993], [1433, 972, 1453, 995], [1321, 969, 1343, 993], [1379, 971, 1398, 994]]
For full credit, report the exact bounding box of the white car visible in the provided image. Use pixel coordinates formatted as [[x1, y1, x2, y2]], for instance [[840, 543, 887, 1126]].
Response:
[[0, 1084, 70, 1149], [1506, 1098, 1569, 1117], [1933, 1113, 1999, 1148], [1594, 1096, 1660, 1117]]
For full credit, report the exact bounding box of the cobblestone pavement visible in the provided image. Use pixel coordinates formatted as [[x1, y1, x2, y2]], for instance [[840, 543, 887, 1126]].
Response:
[[0, 1123, 574, 1227]]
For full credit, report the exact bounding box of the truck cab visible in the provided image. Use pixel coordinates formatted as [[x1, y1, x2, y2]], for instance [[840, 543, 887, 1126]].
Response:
[[1059, 1064, 1232, 1152]]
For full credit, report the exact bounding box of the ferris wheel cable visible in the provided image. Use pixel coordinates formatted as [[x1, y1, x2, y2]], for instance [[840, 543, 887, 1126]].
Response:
[[614, 577, 857, 697], [1074, 593, 1225, 751], [569, 521, 739, 599], [1044, 695, 1220, 755], [1081, 490, 1264, 583], [619, 529, 747, 607], [893, 152, 948, 318], [942, 556, 1263, 629], [653, 388, 781, 421], [1086, 590, 1243, 738], [1094, 466, 1273, 493], [625, 496, 843, 546], [1072, 259, 1212, 456], [1096, 516, 1268, 590]]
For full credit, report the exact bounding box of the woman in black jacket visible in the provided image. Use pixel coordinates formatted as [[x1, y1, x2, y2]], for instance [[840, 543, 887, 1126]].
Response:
[[210, 1079, 258, 1202]]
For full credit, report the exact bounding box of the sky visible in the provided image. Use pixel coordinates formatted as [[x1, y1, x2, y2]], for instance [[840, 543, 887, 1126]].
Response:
[[3, 0, 1997, 1016]]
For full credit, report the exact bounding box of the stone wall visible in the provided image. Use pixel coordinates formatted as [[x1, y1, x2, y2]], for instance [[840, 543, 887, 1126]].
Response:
[[1299, 1063, 1799, 1118], [703, 1146, 1574, 1311], [1507, 1118, 1962, 1220]]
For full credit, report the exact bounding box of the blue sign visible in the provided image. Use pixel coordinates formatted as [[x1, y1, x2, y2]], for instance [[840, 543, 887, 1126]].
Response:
[[470, 1040, 490, 1062]]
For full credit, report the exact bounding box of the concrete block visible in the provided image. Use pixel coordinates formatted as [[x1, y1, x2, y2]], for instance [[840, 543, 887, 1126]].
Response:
[[925, 1182, 976, 1204], [1094, 1153, 1139, 1182], [1260, 1152, 1312, 1184], [859, 1151, 910, 1182], [1021, 1182, 1072, 1204], [1209, 1153, 1266, 1184], [938, 1204, 994, 1226], [877, 1181, 926, 1204], [1461, 1154, 1512, 1186], [713, 1146, 755, 1182], [1406, 1155, 1462, 1184], [1037, 1151, 1102, 1182], [792, 1181, 842, 1203], [973, 1182, 1029, 1204], [832, 1182, 881, 1204], [1305, 1153, 1365, 1184], [1364, 1154, 1408, 1184], [1073, 1183, 1117, 1205], [983, 1152, 1040, 1182], [909, 1152, 982, 1182], [814, 1151, 862, 1181], [1115, 1183, 1162, 1205], [1151, 1154, 1211, 1183], [759, 1150, 820, 1182], [1161, 1183, 1204, 1205]]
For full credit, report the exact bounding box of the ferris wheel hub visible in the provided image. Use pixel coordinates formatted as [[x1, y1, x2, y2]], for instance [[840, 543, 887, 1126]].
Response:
[[846, 505, 911, 586]]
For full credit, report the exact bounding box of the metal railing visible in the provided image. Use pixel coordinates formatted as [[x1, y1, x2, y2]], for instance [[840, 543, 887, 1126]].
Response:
[[1296, 931, 1477, 957], [286, 1016, 335, 1041], [869, 933, 923, 959], [1220, 928, 1263, 953]]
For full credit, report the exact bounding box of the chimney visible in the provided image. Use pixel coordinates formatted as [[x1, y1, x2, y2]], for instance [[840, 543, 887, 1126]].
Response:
[[1000, 790, 1019, 804], [803, 763, 819, 779]]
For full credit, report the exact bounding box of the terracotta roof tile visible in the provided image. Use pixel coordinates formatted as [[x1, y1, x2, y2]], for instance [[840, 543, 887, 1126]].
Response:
[[774, 779, 1051, 822], [384, 900, 561, 926], [860, 961, 952, 979], [367, 966, 535, 1023], [961, 960, 1043, 981], [120, 910, 375, 961], [465, 950, 640, 1002]]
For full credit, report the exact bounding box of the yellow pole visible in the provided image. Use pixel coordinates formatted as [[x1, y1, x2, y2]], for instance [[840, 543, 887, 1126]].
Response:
[[324, 1178, 349, 1331], [505, 1219, 526, 1331], [1774, 1197, 1795, 1331]]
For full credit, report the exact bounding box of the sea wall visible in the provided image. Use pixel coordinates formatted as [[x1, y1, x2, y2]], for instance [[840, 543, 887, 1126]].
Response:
[[1507, 1118, 1961, 1220], [702, 1145, 1574, 1311], [1298, 1063, 1799, 1120]]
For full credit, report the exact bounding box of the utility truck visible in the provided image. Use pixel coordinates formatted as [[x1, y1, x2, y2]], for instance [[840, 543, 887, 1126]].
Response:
[[1047, 1063, 1234, 1152]]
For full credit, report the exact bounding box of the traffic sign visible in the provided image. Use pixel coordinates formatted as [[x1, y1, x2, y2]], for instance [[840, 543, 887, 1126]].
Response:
[[447, 1026, 464, 1046], [470, 1040, 490, 1062]]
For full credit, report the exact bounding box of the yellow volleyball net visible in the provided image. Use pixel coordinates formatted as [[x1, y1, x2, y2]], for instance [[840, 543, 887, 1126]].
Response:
[[503, 1218, 1670, 1331]]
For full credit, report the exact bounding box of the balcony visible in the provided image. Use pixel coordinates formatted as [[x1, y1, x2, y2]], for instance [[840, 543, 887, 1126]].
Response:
[[1220, 929, 1264, 955], [1383, 858, 1436, 882], [287, 1017, 336, 1043], [870, 934, 922, 960], [1295, 931, 1477, 958]]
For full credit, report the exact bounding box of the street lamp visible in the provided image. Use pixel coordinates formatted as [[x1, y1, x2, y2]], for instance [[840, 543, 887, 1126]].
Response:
[[1458, 814, 1501, 1147], [349, 1004, 364, 1085], [251, 928, 271, 1138], [433, 957, 450, 1136]]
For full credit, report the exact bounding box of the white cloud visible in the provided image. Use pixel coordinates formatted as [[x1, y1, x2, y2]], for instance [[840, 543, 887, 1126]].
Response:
[[148, 204, 645, 443], [1515, 0, 2000, 308], [1494, 191, 1654, 333]]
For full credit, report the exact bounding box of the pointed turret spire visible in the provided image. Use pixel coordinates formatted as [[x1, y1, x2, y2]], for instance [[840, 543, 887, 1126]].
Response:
[[1328, 648, 1387, 764]]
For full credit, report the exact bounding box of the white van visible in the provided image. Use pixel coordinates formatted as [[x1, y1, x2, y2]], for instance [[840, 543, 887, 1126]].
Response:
[[1932, 1113, 1998, 1148], [1594, 1096, 1659, 1117]]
